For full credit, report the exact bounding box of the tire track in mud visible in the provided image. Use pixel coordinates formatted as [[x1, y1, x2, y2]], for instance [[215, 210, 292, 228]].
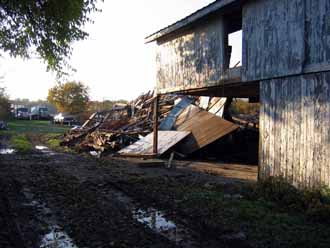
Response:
[[25, 164, 177, 248]]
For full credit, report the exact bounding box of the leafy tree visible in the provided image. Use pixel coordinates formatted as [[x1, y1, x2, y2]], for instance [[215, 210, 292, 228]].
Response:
[[0, 87, 11, 120], [0, 0, 102, 75], [47, 81, 89, 114]]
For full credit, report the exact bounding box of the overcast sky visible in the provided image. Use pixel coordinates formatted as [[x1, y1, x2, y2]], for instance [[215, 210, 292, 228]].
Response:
[[0, 0, 241, 101]]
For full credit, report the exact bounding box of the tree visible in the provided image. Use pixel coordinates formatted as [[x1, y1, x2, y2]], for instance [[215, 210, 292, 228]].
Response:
[[0, 87, 11, 120], [47, 81, 89, 114], [0, 0, 102, 75]]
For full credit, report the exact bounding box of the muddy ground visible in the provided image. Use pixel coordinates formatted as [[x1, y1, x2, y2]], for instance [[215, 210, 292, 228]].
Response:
[[1, 136, 330, 248]]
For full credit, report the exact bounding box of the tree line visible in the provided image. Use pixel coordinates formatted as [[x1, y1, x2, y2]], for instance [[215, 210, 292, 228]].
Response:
[[0, 81, 128, 121]]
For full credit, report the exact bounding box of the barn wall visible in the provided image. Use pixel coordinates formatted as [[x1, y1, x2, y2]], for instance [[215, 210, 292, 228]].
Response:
[[243, 0, 330, 81], [156, 17, 226, 93], [242, 0, 305, 81], [260, 71, 330, 188], [305, 0, 330, 71]]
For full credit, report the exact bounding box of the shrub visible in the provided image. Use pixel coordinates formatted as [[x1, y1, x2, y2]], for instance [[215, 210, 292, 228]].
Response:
[[243, 176, 330, 222], [230, 99, 259, 115], [10, 134, 32, 153]]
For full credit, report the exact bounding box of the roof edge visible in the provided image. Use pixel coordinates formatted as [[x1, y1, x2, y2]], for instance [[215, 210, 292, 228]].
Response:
[[145, 0, 237, 43]]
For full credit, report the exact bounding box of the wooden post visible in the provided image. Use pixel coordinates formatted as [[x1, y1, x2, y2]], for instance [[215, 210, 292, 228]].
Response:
[[153, 95, 159, 155]]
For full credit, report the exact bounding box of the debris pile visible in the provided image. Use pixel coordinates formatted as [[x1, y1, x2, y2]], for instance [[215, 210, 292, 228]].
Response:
[[60, 92, 259, 157], [61, 92, 181, 153]]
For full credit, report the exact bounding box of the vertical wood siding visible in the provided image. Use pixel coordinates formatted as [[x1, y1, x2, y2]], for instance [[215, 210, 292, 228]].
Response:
[[156, 17, 225, 93], [305, 0, 330, 68], [242, 0, 305, 81], [243, 0, 330, 81], [260, 72, 330, 188]]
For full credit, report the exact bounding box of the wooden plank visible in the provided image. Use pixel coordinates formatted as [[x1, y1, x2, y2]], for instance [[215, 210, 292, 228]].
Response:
[[269, 79, 276, 178], [173, 105, 201, 129], [292, 75, 301, 186], [259, 81, 265, 179], [208, 98, 227, 117], [118, 131, 190, 156], [153, 96, 159, 154], [174, 108, 239, 154], [326, 73, 330, 187], [81, 112, 97, 129]]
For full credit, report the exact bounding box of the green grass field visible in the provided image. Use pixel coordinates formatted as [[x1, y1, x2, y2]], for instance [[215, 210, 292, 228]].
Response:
[[5, 120, 70, 134], [0, 120, 70, 153]]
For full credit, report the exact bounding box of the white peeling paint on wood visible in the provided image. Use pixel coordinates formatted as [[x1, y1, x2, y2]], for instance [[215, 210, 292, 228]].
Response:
[[242, 0, 330, 82], [156, 17, 226, 93], [242, 0, 305, 81], [305, 0, 330, 68], [260, 71, 330, 188]]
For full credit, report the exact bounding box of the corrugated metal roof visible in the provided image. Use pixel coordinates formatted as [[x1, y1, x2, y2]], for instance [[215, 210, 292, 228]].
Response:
[[145, 0, 238, 43]]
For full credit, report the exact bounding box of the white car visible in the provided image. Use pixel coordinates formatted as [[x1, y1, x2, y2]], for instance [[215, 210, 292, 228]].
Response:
[[53, 113, 78, 125]]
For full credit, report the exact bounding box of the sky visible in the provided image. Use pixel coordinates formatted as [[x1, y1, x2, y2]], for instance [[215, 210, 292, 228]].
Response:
[[0, 0, 241, 102]]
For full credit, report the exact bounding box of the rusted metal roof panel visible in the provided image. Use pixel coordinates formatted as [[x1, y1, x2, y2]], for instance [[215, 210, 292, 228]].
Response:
[[175, 105, 238, 154]]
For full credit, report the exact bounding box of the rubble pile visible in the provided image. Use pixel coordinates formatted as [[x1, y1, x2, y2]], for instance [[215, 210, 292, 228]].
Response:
[[60, 92, 259, 157], [61, 92, 181, 153]]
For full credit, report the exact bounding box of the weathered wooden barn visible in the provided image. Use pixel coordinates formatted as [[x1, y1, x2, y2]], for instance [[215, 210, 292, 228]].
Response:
[[146, 0, 330, 188]]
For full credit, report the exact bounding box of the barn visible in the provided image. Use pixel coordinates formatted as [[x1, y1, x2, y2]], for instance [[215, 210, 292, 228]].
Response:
[[146, 0, 330, 188]]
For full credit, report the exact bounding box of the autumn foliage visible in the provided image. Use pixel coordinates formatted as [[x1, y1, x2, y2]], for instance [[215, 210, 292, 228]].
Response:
[[47, 81, 89, 115]]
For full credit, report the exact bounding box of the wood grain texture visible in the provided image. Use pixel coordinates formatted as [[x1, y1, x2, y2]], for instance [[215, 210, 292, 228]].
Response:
[[260, 71, 330, 188], [242, 0, 305, 81], [175, 105, 239, 154], [305, 0, 330, 68], [156, 17, 226, 93], [118, 131, 190, 156]]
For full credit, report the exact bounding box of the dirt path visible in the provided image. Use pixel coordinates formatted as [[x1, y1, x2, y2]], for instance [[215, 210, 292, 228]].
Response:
[[0, 140, 255, 248], [2, 137, 329, 248]]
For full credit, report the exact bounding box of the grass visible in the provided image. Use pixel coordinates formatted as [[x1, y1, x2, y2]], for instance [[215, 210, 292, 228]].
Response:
[[118, 176, 330, 248], [5, 120, 70, 134], [230, 99, 259, 115], [0, 120, 70, 153], [10, 134, 33, 153]]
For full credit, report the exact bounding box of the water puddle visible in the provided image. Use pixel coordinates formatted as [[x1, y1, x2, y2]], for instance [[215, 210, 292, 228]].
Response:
[[110, 189, 197, 247], [0, 148, 16, 154], [89, 151, 101, 158], [22, 188, 79, 248], [35, 145, 56, 156], [36, 146, 49, 150], [40, 226, 78, 248], [132, 208, 194, 245]]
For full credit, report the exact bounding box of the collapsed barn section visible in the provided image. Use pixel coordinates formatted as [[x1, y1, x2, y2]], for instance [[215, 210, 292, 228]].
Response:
[[62, 92, 259, 165]]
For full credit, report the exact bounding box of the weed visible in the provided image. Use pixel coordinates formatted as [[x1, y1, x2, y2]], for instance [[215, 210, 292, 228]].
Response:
[[10, 134, 32, 153]]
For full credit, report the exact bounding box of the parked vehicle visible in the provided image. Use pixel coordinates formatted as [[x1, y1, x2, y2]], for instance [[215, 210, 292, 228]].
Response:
[[30, 106, 51, 120], [15, 107, 29, 120], [53, 113, 78, 126], [0, 121, 7, 130]]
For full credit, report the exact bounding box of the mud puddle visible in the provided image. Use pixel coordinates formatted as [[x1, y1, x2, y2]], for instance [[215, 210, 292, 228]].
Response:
[[35, 145, 57, 156], [23, 188, 79, 248], [89, 151, 101, 158], [109, 188, 198, 247]]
